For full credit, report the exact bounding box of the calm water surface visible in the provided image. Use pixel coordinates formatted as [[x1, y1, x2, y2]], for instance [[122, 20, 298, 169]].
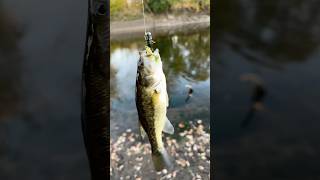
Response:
[[0, 0, 89, 179], [214, 0, 320, 179]]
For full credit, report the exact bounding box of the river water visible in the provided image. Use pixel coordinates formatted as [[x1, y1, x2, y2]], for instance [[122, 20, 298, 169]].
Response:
[[0, 0, 89, 179], [214, 0, 320, 179]]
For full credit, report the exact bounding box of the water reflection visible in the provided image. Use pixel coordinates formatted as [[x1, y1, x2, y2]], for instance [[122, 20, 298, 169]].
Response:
[[157, 30, 210, 83], [214, 0, 320, 179], [215, 0, 320, 64], [0, 3, 24, 179], [0, 0, 90, 179], [184, 84, 193, 103], [240, 73, 267, 128], [110, 30, 210, 136], [0, 4, 23, 120]]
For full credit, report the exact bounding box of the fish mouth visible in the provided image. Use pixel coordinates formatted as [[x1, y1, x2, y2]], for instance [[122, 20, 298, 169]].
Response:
[[91, 0, 108, 23], [96, 3, 106, 15]]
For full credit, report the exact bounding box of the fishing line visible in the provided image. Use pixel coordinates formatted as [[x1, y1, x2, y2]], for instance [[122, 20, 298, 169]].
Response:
[[141, 0, 147, 35]]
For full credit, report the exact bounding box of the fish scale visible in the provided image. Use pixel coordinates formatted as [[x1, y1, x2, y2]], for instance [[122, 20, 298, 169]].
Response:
[[82, 42, 109, 179], [81, 0, 109, 179], [137, 83, 159, 151]]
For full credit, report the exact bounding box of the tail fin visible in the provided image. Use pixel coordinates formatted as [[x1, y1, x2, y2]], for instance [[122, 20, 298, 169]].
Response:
[[152, 148, 173, 171]]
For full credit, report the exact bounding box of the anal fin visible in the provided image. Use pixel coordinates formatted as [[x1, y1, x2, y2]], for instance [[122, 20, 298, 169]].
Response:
[[139, 122, 147, 140], [163, 117, 174, 135]]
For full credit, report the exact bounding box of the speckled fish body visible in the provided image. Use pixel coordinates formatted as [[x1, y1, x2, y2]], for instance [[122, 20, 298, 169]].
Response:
[[81, 0, 109, 179], [135, 46, 174, 171]]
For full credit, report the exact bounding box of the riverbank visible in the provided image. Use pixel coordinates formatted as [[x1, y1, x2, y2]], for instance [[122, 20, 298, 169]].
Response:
[[111, 14, 210, 40]]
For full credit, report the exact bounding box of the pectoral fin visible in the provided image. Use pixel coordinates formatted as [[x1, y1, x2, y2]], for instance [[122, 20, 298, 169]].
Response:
[[163, 117, 174, 135], [139, 122, 147, 140], [152, 79, 162, 93]]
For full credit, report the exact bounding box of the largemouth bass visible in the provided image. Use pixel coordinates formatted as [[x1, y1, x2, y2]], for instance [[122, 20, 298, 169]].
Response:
[[136, 46, 174, 171], [81, 0, 109, 179]]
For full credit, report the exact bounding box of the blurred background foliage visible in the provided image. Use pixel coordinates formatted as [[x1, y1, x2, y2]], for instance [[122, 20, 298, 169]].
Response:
[[110, 0, 210, 20]]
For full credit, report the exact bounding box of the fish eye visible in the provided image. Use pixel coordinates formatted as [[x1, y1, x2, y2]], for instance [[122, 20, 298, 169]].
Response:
[[96, 4, 106, 16]]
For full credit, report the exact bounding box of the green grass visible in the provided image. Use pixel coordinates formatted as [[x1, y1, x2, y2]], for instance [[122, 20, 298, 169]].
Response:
[[110, 0, 210, 21]]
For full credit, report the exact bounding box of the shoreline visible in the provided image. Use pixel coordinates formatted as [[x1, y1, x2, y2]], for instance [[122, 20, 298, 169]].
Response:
[[110, 14, 210, 41]]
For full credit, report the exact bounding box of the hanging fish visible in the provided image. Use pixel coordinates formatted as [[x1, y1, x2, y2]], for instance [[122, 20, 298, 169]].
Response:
[[135, 43, 174, 171], [81, 0, 109, 179]]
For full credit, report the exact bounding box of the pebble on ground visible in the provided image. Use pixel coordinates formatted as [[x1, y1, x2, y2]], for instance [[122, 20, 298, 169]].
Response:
[[110, 120, 210, 180]]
